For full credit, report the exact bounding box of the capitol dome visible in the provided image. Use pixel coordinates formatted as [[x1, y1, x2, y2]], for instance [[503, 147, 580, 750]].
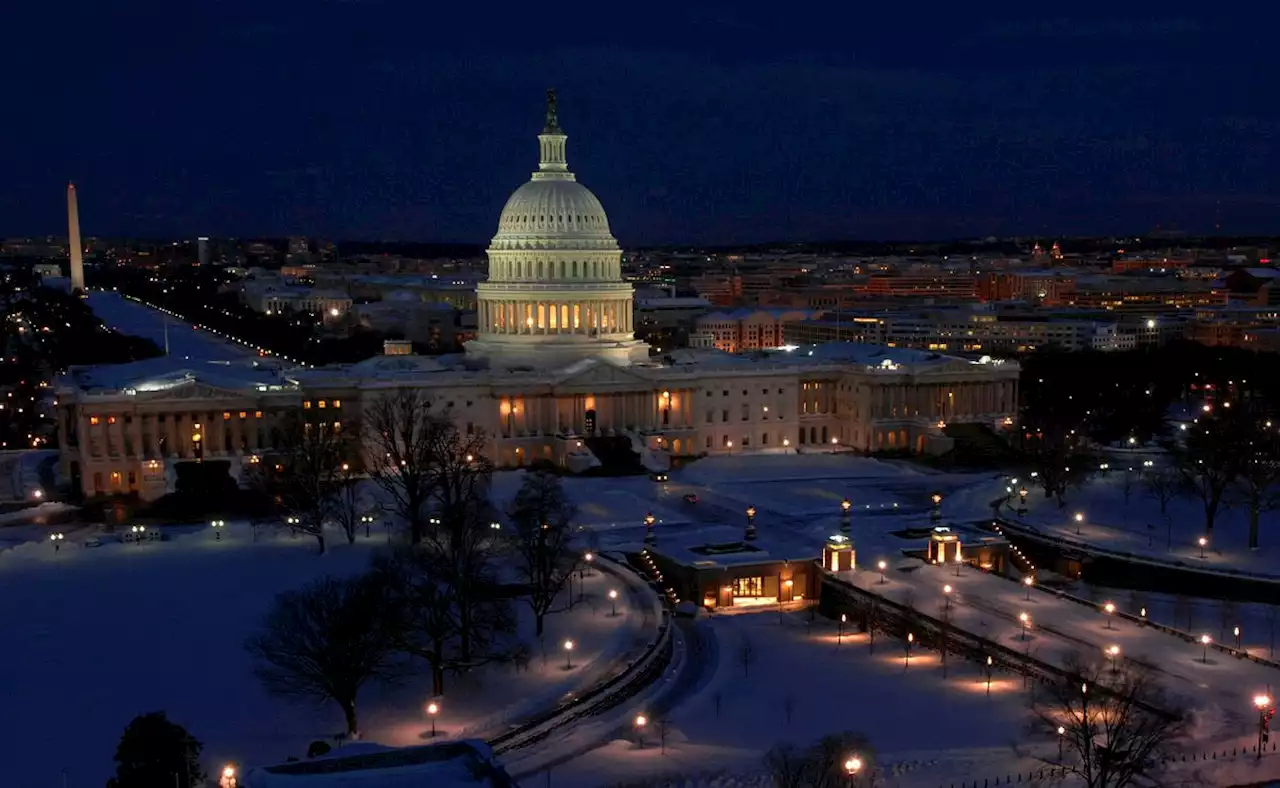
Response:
[[467, 90, 649, 370]]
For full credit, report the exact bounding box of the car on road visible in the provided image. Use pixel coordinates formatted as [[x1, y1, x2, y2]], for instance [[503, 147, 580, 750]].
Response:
[[682, 493, 698, 504]]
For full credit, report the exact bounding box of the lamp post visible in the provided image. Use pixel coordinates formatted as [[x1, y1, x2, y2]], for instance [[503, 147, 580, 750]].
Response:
[[839, 612, 846, 645], [844, 756, 862, 787], [1198, 536, 1208, 559], [426, 701, 439, 736], [634, 714, 647, 748], [1074, 512, 1084, 535], [985, 655, 993, 696], [1106, 644, 1120, 672], [1103, 601, 1116, 630], [930, 492, 943, 525], [644, 512, 656, 545], [1201, 634, 1211, 663], [1019, 612, 1030, 641], [745, 506, 757, 541], [583, 551, 595, 577], [1023, 575, 1034, 600], [1017, 487, 1028, 515], [360, 513, 375, 537], [220, 765, 238, 788], [1255, 694, 1274, 760], [608, 589, 619, 616], [1057, 726, 1066, 760], [49, 532, 64, 552], [564, 639, 575, 670], [210, 519, 225, 540], [905, 632, 913, 666], [840, 498, 852, 535], [955, 551, 962, 577], [943, 584, 953, 611], [1235, 625, 1242, 651], [877, 560, 887, 584]]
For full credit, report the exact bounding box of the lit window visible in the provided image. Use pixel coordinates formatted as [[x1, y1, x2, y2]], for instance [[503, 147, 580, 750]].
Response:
[[303, 401, 311, 409], [108, 416, 117, 425], [318, 400, 327, 409], [255, 411, 263, 418], [90, 417, 100, 425], [332, 399, 341, 409], [239, 411, 247, 419], [333, 421, 342, 432], [223, 412, 231, 420]]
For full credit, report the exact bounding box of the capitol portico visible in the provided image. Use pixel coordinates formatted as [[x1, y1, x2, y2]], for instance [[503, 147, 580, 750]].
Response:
[[55, 92, 1020, 501]]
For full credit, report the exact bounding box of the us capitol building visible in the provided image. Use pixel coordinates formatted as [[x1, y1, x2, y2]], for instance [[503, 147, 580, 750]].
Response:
[[56, 93, 1020, 501]]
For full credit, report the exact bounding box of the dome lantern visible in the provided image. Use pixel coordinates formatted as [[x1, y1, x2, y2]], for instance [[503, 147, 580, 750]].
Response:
[[535, 88, 571, 180]]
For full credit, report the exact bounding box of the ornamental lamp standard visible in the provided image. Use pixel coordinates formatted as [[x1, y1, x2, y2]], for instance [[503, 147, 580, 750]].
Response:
[[220, 765, 238, 788], [582, 551, 595, 578], [608, 589, 619, 616], [1199, 536, 1208, 559], [1057, 726, 1066, 760], [564, 639, 575, 669], [905, 632, 914, 665], [985, 655, 993, 695], [943, 584, 953, 611], [840, 497, 853, 534], [1201, 634, 1212, 663], [1235, 625, 1242, 650], [745, 505, 757, 541], [49, 532, 64, 552], [360, 513, 375, 537], [877, 560, 887, 584], [844, 756, 862, 786], [634, 714, 648, 748], [839, 612, 847, 645], [1019, 612, 1030, 641], [1074, 512, 1084, 535], [210, 519, 225, 540], [1106, 644, 1120, 672], [1103, 601, 1116, 630], [1254, 694, 1273, 760], [643, 512, 657, 545], [1023, 575, 1034, 600], [426, 700, 439, 736], [930, 492, 943, 524]]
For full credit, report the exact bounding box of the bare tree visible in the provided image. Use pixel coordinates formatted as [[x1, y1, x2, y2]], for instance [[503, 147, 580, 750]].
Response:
[[1027, 652, 1185, 788], [245, 574, 401, 738], [249, 412, 350, 553], [1233, 420, 1280, 550], [1169, 413, 1239, 536], [763, 743, 809, 788], [364, 389, 436, 544], [1140, 465, 1181, 549], [507, 471, 579, 637], [372, 545, 461, 697], [331, 461, 369, 546], [738, 635, 757, 677]]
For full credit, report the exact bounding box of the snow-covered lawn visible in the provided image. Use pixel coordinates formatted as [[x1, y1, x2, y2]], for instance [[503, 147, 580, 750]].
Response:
[[0, 522, 648, 788], [1010, 467, 1280, 577], [544, 611, 1038, 788]]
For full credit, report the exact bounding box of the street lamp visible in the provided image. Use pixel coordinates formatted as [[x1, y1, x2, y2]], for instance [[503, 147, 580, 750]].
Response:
[[1200, 634, 1212, 663], [360, 512, 375, 537], [839, 612, 847, 645], [1254, 694, 1273, 760], [583, 551, 595, 576], [1023, 575, 1034, 600], [210, 519, 225, 540], [634, 714, 648, 748], [1106, 644, 1120, 672], [840, 497, 852, 534], [1019, 612, 1030, 641], [930, 492, 943, 524], [1198, 536, 1208, 559], [220, 765, 238, 788], [1235, 625, 1242, 650], [876, 560, 887, 584], [608, 589, 619, 616], [426, 700, 439, 736], [985, 655, 993, 695], [1074, 512, 1084, 535], [643, 511, 656, 545], [1103, 601, 1116, 629], [564, 639, 575, 669], [905, 632, 913, 665], [49, 532, 64, 552], [943, 584, 953, 611], [745, 505, 757, 541], [844, 756, 862, 785], [1057, 726, 1066, 760]]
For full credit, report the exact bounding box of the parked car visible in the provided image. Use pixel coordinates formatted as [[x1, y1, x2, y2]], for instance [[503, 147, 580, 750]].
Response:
[[650, 472, 669, 482], [682, 493, 698, 504]]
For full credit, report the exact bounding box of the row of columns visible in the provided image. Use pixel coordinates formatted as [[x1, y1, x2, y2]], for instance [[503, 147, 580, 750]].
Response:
[[79, 410, 276, 460], [479, 298, 633, 336], [497, 390, 695, 437], [875, 379, 1017, 421]]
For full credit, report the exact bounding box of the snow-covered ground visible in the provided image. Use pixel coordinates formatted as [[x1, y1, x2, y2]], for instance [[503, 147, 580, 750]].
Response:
[[0, 522, 648, 788], [1009, 466, 1280, 577], [84, 289, 257, 362]]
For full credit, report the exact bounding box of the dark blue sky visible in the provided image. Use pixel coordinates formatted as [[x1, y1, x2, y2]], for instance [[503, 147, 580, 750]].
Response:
[[2, 3, 1274, 244]]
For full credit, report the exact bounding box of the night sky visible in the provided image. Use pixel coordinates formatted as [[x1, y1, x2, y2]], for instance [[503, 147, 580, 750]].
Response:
[[2, 4, 1274, 244]]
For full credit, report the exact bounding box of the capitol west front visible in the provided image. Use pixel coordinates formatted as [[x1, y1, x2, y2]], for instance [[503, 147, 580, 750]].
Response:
[[56, 95, 1019, 500]]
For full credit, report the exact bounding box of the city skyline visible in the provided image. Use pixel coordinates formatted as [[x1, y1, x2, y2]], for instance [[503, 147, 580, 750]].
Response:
[[2, 5, 1275, 244]]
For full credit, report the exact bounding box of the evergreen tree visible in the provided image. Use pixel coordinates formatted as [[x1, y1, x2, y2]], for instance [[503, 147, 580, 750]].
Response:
[[106, 712, 205, 788]]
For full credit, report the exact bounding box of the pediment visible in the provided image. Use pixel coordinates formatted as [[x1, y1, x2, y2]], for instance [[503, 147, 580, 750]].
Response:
[[132, 378, 254, 402], [553, 361, 655, 391]]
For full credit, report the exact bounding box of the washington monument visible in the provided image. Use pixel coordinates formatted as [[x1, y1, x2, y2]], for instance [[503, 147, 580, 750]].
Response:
[[67, 183, 85, 294]]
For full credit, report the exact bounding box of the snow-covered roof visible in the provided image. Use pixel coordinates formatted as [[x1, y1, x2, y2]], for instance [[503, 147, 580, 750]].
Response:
[[243, 740, 515, 788], [63, 357, 293, 393], [651, 524, 818, 568]]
